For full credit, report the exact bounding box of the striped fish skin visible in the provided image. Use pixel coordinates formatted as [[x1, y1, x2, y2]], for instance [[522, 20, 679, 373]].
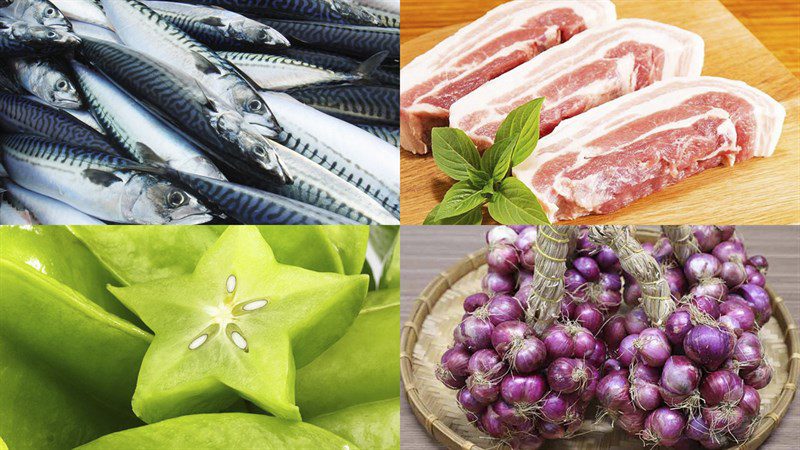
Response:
[[0, 93, 116, 153], [8, 57, 83, 109], [275, 47, 398, 86], [73, 62, 226, 180], [0, 134, 212, 224], [356, 124, 399, 147], [222, 51, 362, 91], [0, 0, 72, 30], [101, 0, 280, 138], [261, 141, 398, 225], [4, 178, 103, 224], [260, 19, 399, 60], [174, 170, 357, 225], [143, 1, 289, 49], [171, 0, 381, 26], [50, 0, 111, 29], [288, 84, 398, 126], [79, 38, 290, 185], [261, 91, 399, 218]]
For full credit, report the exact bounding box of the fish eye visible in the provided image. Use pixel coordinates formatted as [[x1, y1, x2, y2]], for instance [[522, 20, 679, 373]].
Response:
[[258, 30, 269, 40], [248, 99, 264, 112], [252, 146, 267, 157], [47, 31, 57, 38], [45, 8, 56, 16], [56, 80, 68, 90], [166, 190, 187, 207]]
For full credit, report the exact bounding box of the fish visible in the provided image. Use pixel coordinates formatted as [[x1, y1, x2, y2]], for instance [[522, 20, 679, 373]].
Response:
[[260, 19, 399, 60], [275, 47, 398, 86], [0, 18, 80, 56], [143, 1, 289, 50], [287, 84, 398, 126], [0, 133, 213, 224], [355, 0, 399, 15], [221, 50, 384, 91], [100, 0, 281, 138], [71, 20, 121, 43], [62, 107, 104, 133], [356, 124, 399, 147], [79, 37, 290, 185], [170, 0, 382, 26], [0, 181, 39, 224], [261, 91, 399, 217], [49, 0, 111, 29], [6, 57, 82, 109], [353, 0, 399, 28], [0, 93, 116, 153], [253, 140, 399, 224], [172, 170, 359, 225], [0, 0, 72, 30], [73, 61, 226, 180], [359, 7, 397, 28], [4, 178, 104, 224], [0, 65, 23, 93]]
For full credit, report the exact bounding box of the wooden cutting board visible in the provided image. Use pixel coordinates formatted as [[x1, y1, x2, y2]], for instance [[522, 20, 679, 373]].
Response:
[[400, 0, 800, 225]]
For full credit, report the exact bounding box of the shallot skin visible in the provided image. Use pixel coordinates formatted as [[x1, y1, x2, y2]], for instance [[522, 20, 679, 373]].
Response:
[[683, 324, 735, 371], [643, 407, 687, 447]]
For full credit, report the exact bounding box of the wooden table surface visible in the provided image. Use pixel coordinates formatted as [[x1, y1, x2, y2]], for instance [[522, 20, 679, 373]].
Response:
[[399, 0, 800, 226], [400, 226, 800, 449]]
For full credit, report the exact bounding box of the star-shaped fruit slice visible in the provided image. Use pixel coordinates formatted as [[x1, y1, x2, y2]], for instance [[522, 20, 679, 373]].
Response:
[[109, 226, 368, 423]]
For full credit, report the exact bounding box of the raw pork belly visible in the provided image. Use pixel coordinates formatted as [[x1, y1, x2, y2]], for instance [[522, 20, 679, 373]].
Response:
[[450, 19, 705, 149], [400, 0, 616, 154], [513, 77, 786, 221]]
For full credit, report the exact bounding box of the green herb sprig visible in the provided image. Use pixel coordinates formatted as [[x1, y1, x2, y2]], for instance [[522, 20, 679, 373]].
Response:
[[425, 98, 550, 225]]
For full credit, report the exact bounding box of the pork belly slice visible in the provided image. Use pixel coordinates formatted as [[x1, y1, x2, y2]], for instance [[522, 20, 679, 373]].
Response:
[[400, 0, 616, 155], [450, 19, 705, 149], [513, 77, 786, 222]]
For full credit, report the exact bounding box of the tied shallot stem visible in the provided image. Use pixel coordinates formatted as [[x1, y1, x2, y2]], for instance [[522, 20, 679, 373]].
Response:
[[661, 225, 700, 265], [589, 226, 674, 326], [526, 225, 574, 335]]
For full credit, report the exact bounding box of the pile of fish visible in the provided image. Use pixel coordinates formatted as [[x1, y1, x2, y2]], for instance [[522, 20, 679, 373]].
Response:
[[0, 0, 400, 225]]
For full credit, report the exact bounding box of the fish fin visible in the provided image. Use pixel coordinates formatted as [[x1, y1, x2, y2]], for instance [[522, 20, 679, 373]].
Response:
[[354, 51, 388, 79], [133, 142, 167, 166], [83, 168, 122, 187], [197, 16, 225, 27], [192, 52, 220, 75]]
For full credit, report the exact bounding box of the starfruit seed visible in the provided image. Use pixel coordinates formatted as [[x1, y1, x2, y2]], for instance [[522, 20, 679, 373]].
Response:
[[242, 299, 268, 311], [226, 274, 236, 293], [188, 334, 208, 350]]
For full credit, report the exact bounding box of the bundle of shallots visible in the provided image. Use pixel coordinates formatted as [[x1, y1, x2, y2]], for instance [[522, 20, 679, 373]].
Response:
[[594, 226, 772, 449], [437, 226, 623, 449]]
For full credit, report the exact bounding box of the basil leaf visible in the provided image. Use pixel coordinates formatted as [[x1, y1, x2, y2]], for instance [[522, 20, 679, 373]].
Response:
[[495, 98, 544, 166], [480, 136, 515, 181], [466, 166, 492, 187], [431, 127, 481, 181], [436, 180, 487, 220], [424, 204, 483, 225], [487, 177, 550, 225]]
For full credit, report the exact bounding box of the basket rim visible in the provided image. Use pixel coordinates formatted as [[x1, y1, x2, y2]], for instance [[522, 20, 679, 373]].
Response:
[[400, 232, 800, 450]]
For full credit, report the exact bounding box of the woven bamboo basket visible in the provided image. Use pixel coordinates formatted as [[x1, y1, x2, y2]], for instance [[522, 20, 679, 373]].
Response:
[[400, 229, 800, 450]]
